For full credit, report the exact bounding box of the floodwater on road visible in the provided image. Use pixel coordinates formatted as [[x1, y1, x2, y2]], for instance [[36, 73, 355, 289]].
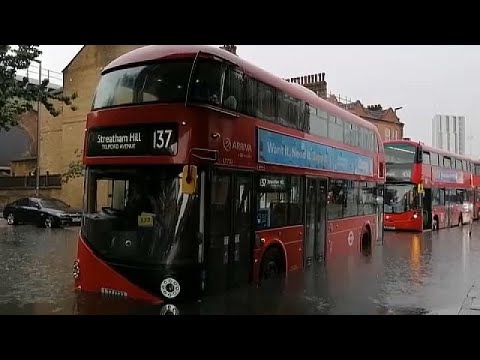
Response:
[[1, 219, 479, 315]]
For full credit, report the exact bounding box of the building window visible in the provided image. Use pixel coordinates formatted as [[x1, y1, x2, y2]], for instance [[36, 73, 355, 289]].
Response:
[[385, 128, 391, 141]]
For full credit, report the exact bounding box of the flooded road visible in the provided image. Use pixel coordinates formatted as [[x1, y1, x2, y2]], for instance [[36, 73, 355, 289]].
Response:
[[1, 219, 479, 315]]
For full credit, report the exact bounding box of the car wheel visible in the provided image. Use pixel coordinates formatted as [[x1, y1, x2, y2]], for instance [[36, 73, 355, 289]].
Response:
[[44, 216, 54, 228], [6, 213, 17, 225]]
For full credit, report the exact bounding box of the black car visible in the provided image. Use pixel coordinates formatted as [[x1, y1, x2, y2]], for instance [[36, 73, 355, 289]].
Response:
[[2, 197, 82, 228]]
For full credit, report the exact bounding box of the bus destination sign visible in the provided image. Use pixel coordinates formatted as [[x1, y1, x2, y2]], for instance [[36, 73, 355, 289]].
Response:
[[86, 124, 178, 157]]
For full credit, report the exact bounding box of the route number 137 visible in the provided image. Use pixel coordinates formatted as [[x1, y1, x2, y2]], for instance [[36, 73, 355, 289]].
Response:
[[153, 129, 173, 149]]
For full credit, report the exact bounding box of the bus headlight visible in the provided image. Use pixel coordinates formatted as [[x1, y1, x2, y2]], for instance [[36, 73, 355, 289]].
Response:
[[413, 213, 418, 219], [160, 278, 181, 299]]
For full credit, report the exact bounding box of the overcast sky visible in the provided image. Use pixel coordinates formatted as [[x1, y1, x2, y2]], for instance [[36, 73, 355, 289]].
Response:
[[39, 45, 480, 157]]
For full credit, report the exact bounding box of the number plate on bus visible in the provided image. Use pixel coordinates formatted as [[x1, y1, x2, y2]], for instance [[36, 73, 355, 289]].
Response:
[[138, 213, 154, 227]]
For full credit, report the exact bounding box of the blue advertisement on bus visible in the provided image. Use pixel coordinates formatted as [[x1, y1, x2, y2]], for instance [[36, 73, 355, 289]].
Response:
[[257, 128, 374, 176]]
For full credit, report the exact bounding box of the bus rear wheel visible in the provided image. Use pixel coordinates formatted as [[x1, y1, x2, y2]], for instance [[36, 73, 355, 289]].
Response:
[[260, 247, 285, 281], [361, 230, 372, 256]]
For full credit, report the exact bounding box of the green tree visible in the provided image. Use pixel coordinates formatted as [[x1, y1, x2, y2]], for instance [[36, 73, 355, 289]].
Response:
[[62, 149, 85, 184], [0, 45, 77, 131]]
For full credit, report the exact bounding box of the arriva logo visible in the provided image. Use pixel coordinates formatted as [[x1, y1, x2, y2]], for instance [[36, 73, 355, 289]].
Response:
[[223, 138, 252, 153], [223, 138, 232, 151]]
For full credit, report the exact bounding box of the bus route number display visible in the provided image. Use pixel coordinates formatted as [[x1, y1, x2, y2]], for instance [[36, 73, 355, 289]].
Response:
[[86, 124, 178, 156]]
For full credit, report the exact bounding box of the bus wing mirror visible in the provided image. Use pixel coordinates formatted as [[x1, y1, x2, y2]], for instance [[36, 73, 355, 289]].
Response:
[[181, 165, 198, 195]]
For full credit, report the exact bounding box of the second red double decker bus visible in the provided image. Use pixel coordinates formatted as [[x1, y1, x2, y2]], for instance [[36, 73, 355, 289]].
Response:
[[384, 139, 475, 232], [74, 45, 385, 303]]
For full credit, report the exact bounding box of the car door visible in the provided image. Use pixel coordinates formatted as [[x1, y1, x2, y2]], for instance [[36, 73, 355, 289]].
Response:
[[14, 198, 30, 223], [25, 199, 42, 225]]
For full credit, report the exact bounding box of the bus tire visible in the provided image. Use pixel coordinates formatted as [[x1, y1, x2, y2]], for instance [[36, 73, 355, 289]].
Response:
[[260, 247, 285, 281], [432, 216, 439, 231], [361, 228, 372, 256]]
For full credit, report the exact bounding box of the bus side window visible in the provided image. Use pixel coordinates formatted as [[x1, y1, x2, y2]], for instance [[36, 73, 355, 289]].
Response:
[[243, 76, 258, 117], [309, 108, 328, 138], [423, 152, 430, 165], [455, 159, 462, 170], [432, 188, 440, 206], [189, 59, 224, 106], [222, 67, 244, 112], [344, 181, 359, 218], [328, 115, 344, 143], [327, 179, 345, 220], [439, 189, 445, 205], [443, 157, 451, 168], [359, 182, 375, 215], [257, 81, 276, 122], [288, 176, 304, 225], [276, 92, 301, 130]]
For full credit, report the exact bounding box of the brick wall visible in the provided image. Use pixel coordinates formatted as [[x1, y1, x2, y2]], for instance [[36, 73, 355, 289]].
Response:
[[40, 45, 144, 208]]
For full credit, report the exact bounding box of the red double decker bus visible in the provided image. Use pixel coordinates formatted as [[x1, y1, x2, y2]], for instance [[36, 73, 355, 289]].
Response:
[[384, 139, 475, 232], [74, 45, 385, 303]]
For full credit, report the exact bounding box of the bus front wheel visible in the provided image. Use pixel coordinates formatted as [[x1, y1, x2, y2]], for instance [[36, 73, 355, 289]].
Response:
[[260, 247, 285, 281]]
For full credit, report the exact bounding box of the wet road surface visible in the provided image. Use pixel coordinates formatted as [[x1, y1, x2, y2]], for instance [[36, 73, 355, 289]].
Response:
[[1, 218, 480, 315]]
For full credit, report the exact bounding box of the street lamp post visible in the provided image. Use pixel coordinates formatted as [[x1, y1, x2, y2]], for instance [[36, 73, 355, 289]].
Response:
[[33, 59, 42, 197]]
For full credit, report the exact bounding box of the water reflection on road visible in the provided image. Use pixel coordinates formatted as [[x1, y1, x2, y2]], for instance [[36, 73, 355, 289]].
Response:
[[1, 220, 480, 315]]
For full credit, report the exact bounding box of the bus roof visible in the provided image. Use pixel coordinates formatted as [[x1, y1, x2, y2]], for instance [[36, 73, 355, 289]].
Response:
[[103, 45, 382, 141], [384, 139, 476, 163]]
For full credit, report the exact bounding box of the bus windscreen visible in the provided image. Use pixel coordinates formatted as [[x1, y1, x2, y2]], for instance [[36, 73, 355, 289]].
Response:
[[384, 143, 417, 164]]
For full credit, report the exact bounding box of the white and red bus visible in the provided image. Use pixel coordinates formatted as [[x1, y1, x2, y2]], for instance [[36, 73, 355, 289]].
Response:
[[384, 139, 475, 232], [74, 45, 385, 303]]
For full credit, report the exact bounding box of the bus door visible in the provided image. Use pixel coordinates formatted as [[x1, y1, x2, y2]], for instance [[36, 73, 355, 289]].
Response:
[[206, 170, 254, 294], [305, 177, 327, 264], [445, 188, 453, 227], [375, 184, 384, 244], [423, 188, 432, 230]]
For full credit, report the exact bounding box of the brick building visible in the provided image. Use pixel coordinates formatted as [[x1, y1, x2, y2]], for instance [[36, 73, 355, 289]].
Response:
[[38, 45, 144, 207], [286, 73, 405, 141], [328, 97, 405, 141]]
